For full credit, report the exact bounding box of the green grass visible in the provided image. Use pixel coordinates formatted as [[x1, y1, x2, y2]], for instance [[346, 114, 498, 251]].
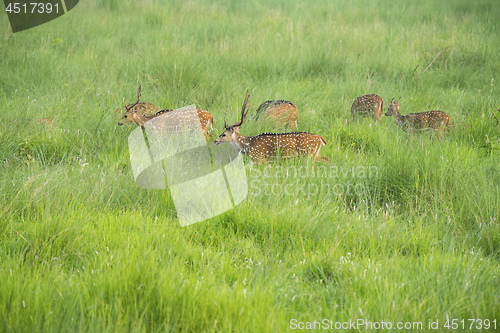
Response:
[[1, 0, 499, 331]]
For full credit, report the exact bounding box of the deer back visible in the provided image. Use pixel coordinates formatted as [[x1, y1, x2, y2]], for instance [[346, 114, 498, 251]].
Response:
[[144, 108, 214, 139], [255, 100, 299, 128], [244, 132, 326, 162]]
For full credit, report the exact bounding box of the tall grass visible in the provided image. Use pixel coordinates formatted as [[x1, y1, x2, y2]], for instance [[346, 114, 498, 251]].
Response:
[[1, 0, 499, 331]]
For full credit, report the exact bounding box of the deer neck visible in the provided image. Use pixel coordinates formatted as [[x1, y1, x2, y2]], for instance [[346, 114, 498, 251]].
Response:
[[231, 133, 252, 153], [132, 113, 146, 127], [392, 108, 405, 128]]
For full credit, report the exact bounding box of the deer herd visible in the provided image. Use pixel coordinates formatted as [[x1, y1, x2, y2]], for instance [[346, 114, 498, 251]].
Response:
[[118, 87, 498, 164]]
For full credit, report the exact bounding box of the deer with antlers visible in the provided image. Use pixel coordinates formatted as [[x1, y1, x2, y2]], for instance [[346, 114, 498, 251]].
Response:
[[118, 86, 214, 139], [351, 94, 385, 123], [385, 98, 451, 139], [214, 92, 328, 164], [254, 99, 299, 129]]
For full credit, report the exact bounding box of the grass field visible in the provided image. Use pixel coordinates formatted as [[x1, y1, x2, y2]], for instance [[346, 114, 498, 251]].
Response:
[[1, 0, 499, 331]]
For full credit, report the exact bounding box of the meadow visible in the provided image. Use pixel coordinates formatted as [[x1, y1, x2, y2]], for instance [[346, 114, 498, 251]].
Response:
[[0, 0, 499, 331]]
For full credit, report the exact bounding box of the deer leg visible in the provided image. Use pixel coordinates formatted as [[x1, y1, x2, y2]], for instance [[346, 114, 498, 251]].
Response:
[[436, 124, 445, 139], [312, 144, 329, 163]]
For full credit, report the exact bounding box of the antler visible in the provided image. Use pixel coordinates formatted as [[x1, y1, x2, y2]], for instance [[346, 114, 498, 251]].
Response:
[[229, 90, 250, 128], [125, 85, 142, 111], [390, 97, 401, 104]]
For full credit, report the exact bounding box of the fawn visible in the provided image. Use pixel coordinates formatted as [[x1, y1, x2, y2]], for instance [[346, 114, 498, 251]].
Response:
[[385, 98, 451, 139], [351, 94, 385, 123]]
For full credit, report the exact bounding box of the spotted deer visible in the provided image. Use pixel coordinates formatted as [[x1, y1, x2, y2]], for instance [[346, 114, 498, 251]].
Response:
[[214, 92, 328, 164], [254, 99, 299, 129], [118, 86, 214, 139], [385, 98, 451, 139], [351, 94, 385, 123]]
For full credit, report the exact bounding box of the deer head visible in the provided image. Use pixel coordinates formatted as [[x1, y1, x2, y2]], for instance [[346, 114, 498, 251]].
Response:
[[118, 85, 142, 126], [214, 91, 250, 147], [385, 97, 402, 117]]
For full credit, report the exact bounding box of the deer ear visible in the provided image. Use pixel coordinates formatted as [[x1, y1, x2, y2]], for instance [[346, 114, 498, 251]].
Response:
[[233, 126, 240, 133]]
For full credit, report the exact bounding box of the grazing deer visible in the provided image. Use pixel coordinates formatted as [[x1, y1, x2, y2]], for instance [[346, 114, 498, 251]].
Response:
[[254, 99, 299, 129], [351, 94, 385, 123], [385, 98, 451, 139], [118, 86, 214, 139], [214, 92, 328, 164]]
